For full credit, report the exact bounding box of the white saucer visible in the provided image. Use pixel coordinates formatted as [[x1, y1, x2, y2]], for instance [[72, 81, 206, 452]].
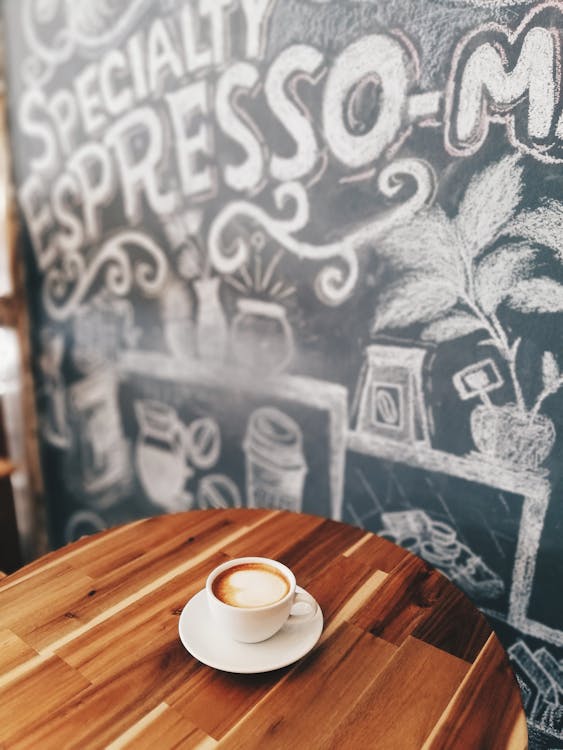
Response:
[[178, 587, 323, 674]]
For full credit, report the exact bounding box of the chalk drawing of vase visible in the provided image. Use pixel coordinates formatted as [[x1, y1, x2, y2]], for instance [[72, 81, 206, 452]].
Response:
[[134, 400, 194, 512], [161, 280, 195, 359], [470, 403, 555, 471], [231, 299, 294, 374], [244, 407, 307, 512], [193, 278, 228, 363]]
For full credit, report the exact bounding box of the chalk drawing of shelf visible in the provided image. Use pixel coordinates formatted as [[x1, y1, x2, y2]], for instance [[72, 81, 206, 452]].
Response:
[[347, 430, 557, 647], [118, 351, 348, 521]]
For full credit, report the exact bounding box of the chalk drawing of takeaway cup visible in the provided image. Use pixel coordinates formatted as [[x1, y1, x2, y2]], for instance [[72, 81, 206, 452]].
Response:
[[134, 400, 194, 512], [231, 299, 294, 374], [244, 407, 307, 512]]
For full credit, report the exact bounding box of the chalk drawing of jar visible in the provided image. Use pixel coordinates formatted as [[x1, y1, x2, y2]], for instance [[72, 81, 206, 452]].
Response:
[[231, 298, 294, 374], [134, 400, 193, 512], [193, 278, 228, 363], [470, 403, 555, 471], [244, 407, 307, 512]]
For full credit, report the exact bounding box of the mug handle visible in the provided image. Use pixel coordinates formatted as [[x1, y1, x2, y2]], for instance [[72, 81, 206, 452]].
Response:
[[287, 586, 318, 624]]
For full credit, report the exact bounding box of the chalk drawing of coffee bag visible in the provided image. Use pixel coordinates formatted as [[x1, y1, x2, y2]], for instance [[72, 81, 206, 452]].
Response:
[[244, 407, 307, 512], [134, 399, 194, 512], [69, 369, 130, 497], [353, 343, 431, 444], [231, 299, 294, 374]]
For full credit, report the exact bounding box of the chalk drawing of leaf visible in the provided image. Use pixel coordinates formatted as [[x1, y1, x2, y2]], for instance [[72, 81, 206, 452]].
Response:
[[542, 352, 560, 390], [421, 313, 485, 343], [474, 244, 538, 314], [455, 153, 523, 260], [372, 276, 459, 333], [375, 207, 462, 286], [506, 278, 563, 313], [505, 200, 563, 252]]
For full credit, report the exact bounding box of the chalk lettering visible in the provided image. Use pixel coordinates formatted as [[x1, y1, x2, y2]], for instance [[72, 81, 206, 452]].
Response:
[[323, 35, 412, 168], [100, 50, 134, 118], [68, 142, 115, 242], [166, 82, 216, 199], [19, 89, 58, 173], [216, 62, 264, 192], [266, 45, 324, 182]]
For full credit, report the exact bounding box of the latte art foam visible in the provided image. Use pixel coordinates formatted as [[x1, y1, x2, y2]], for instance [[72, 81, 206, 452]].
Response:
[[212, 563, 290, 608]]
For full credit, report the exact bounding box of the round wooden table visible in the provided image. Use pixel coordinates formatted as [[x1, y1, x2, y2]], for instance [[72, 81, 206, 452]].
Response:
[[0, 509, 527, 749]]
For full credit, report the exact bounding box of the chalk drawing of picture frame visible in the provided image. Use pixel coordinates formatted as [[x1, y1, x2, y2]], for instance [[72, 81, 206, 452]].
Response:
[[117, 351, 348, 520], [346, 437, 557, 646]]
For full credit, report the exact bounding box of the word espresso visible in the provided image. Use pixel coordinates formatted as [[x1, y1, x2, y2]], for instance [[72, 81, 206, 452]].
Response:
[[19, 1, 563, 274]]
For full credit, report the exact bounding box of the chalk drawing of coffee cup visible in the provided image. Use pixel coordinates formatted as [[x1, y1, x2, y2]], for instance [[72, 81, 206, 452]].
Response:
[[134, 400, 194, 512], [244, 407, 307, 512], [231, 299, 294, 374]]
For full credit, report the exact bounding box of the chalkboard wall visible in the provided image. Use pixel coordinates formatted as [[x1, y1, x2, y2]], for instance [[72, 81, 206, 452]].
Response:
[[4, 1, 563, 745]]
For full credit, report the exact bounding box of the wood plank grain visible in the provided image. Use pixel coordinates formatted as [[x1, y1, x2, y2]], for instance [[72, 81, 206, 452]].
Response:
[[168, 663, 289, 740], [350, 552, 488, 660], [33, 520, 258, 661], [325, 636, 470, 750], [0, 629, 39, 673], [57, 552, 227, 683], [279, 518, 366, 585], [343, 531, 410, 572], [221, 510, 325, 560], [2, 569, 96, 650], [5, 640, 193, 749], [305, 553, 385, 625], [0, 521, 145, 591], [110, 703, 217, 750], [0, 510, 526, 749], [423, 633, 528, 750], [0, 655, 92, 745], [412, 577, 491, 662], [220, 623, 397, 749], [71, 513, 257, 588], [0, 563, 92, 624]]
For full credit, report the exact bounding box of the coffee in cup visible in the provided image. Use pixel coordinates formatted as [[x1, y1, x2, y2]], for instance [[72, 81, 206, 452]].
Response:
[[206, 557, 318, 643], [212, 562, 290, 608]]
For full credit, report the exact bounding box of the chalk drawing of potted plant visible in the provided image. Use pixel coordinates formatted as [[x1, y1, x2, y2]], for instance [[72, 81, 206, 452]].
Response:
[[372, 153, 563, 471]]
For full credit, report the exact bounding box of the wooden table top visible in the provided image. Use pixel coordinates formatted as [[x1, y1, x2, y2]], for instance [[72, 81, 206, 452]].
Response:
[[0, 509, 527, 749]]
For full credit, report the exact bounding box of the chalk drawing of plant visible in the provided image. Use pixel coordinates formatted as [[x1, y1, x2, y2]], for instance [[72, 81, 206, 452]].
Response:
[[372, 153, 563, 470]]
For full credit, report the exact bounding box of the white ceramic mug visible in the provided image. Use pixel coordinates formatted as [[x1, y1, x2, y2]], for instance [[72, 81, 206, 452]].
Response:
[[206, 556, 318, 643]]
